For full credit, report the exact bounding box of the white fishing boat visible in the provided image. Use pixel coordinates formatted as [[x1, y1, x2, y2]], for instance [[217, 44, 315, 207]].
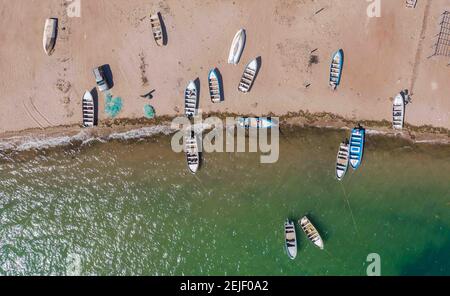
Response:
[[185, 81, 198, 118], [43, 18, 58, 56], [208, 68, 223, 103], [393, 92, 405, 130], [150, 12, 165, 46], [228, 29, 246, 65], [336, 141, 350, 181], [284, 220, 297, 260], [185, 130, 200, 174], [82, 91, 95, 127], [299, 216, 324, 250], [238, 59, 259, 93]]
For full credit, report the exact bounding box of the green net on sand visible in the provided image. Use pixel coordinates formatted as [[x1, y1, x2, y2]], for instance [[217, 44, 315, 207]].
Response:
[[144, 104, 156, 119], [105, 94, 123, 118]]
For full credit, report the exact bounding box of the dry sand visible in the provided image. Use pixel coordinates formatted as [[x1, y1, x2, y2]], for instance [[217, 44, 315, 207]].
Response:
[[0, 0, 448, 137]]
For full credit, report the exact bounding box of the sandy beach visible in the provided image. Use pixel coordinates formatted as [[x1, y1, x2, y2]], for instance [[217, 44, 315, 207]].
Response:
[[0, 0, 448, 139]]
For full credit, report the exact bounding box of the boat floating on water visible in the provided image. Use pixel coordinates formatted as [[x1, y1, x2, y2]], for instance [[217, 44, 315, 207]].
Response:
[[284, 220, 297, 260], [329, 49, 344, 90], [393, 92, 406, 130], [185, 130, 201, 174], [238, 58, 259, 93], [237, 117, 277, 129], [43, 18, 58, 56], [185, 81, 198, 118], [208, 68, 223, 103], [299, 216, 324, 250], [150, 12, 166, 46], [349, 126, 365, 170], [336, 140, 350, 180], [228, 29, 246, 65], [82, 91, 95, 127]]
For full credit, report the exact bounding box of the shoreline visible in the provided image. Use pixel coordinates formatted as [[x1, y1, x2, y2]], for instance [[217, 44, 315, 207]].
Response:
[[0, 112, 448, 155]]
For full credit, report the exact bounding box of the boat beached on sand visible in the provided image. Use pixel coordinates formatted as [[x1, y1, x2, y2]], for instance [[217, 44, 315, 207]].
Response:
[[393, 92, 406, 130], [185, 81, 198, 118], [150, 12, 165, 46], [284, 220, 297, 260], [185, 130, 201, 174], [329, 49, 344, 90], [208, 68, 223, 103], [349, 126, 365, 170], [228, 29, 246, 65], [82, 91, 95, 127], [238, 58, 259, 93], [237, 117, 277, 129], [299, 216, 324, 250], [336, 140, 350, 180], [43, 18, 58, 56]]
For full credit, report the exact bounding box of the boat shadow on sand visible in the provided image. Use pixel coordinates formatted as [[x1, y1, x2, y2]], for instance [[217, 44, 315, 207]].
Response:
[[158, 12, 169, 46], [194, 77, 201, 110]]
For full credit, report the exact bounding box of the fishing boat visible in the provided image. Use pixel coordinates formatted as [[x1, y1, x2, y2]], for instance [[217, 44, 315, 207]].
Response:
[[228, 29, 246, 65], [329, 49, 344, 90], [336, 140, 350, 180], [299, 216, 324, 250], [82, 91, 95, 127], [349, 126, 365, 170], [237, 117, 277, 129], [150, 12, 165, 46], [43, 18, 58, 55], [393, 92, 405, 130], [238, 58, 259, 93], [284, 220, 297, 260], [185, 81, 198, 118], [208, 68, 223, 103], [185, 130, 201, 174]]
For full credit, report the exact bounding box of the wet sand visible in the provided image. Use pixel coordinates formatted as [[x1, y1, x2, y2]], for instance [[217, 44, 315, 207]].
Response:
[[0, 0, 448, 138]]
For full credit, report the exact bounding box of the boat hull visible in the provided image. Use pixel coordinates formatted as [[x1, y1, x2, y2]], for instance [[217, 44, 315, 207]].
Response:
[[43, 18, 58, 56], [299, 217, 324, 250], [393, 93, 405, 130], [228, 29, 246, 65], [208, 68, 223, 103], [185, 130, 201, 174], [185, 81, 198, 118], [329, 49, 343, 89], [284, 220, 297, 260], [82, 91, 95, 127], [238, 59, 259, 93], [349, 127, 365, 169], [238, 117, 277, 129], [336, 142, 350, 180]]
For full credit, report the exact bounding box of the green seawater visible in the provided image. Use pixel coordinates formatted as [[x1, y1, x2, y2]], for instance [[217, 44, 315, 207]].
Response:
[[0, 128, 449, 275]]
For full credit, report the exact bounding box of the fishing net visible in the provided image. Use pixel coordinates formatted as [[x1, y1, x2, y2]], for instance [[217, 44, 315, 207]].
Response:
[[105, 94, 123, 118], [144, 104, 156, 119]]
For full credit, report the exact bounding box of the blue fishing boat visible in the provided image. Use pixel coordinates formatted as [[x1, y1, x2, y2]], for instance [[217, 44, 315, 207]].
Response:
[[238, 117, 278, 129], [208, 68, 223, 103], [329, 49, 344, 90], [349, 126, 365, 169]]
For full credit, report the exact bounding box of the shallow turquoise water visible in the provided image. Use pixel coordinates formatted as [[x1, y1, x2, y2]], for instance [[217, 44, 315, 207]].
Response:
[[0, 128, 449, 275]]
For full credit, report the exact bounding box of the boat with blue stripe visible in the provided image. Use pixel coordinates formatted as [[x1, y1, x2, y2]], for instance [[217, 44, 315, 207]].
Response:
[[238, 117, 278, 129], [329, 49, 344, 90], [349, 126, 365, 169]]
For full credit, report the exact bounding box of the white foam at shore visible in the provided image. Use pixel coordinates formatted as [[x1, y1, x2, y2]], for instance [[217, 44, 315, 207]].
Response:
[[0, 125, 176, 153]]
